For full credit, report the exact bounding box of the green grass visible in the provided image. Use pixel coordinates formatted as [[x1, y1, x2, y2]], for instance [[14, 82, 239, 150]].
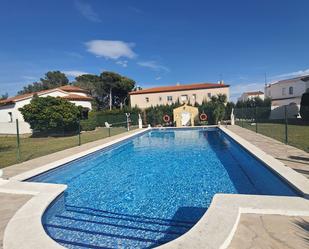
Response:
[[236, 121, 309, 152], [0, 126, 136, 169]]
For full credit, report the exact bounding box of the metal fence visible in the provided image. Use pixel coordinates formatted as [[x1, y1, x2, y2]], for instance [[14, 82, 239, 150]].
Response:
[[234, 106, 309, 152], [0, 113, 139, 168]]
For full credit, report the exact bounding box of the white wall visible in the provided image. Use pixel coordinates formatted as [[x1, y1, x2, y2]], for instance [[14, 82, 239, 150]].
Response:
[[265, 80, 307, 100], [265, 79, 309, 119], [0, 90, 92, 134], [70, 100, 92, 110], [130, 87, 230, 109]]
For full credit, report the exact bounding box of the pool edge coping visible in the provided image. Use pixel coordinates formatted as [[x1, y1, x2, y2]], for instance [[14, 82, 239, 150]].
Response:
[[0, 126, 308, 249], [219, 126, 309, 198]]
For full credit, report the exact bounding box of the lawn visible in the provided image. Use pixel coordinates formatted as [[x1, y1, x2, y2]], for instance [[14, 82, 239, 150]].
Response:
[[0, 126, 136, 169], [236, 121, 309, 152]]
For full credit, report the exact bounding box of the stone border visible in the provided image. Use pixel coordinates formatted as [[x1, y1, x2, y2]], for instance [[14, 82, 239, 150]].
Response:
[[1, 126, 309, 249], [1, 180, 66, 249], [220, 126, 309, 198]]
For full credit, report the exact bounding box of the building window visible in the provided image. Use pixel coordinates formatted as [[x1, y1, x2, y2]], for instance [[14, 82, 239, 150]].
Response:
[[282, 88, 286, 96], [145, 97, 149, 103], [167, 96, 173, 101], [207, 93, 212, 98], [180, 95, 188, 102], [8, 112, 13, 122], [289, 87, 293, 95], [159, 96, 162, 101]]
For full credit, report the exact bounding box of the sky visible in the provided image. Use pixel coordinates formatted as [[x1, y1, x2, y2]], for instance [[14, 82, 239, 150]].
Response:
[[0, 0, 309, 101]]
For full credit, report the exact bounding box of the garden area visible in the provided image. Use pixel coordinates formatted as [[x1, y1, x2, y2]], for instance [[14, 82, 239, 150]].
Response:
[[0, 126, 137, 168], [236, 121, 309, 152]]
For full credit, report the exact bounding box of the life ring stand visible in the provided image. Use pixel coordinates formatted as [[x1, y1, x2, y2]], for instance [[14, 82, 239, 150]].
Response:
[[163, 114, 171, 123], [200, 113, 208, 121]]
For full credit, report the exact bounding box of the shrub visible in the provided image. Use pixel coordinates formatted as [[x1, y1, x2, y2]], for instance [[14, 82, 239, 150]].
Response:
[[19, 95, 82, 134], [89, 106, 141, 127], [145, 102, 181, 126], [80, 118, 97, 131], [197, 95, 227, 125], [300, 92, 309, 121]]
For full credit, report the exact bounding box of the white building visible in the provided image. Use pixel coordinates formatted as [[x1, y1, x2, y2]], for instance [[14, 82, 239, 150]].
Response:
[[0, 85, 93, 134], [265, 75, 309, 119], [238, 91, 264, 102]]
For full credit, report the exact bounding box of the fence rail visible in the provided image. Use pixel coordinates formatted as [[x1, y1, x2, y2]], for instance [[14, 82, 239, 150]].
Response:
[[0, 113, 139, 168], [234, 106, 309, 152]]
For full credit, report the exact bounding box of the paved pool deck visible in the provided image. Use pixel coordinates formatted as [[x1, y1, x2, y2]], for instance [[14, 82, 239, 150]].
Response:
[[226, 125, 309, 179], [0, 126, 308, 249], [0, 193, 32, 249]]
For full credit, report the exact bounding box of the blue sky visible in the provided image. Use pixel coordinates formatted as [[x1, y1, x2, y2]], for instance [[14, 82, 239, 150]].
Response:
[[0, 0, 309, 101]]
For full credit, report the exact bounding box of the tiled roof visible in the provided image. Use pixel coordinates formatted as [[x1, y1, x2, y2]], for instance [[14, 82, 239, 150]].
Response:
[[267, 74, 309, 86], [245, 91, 264, 95], [129, 82, 229, 95], [0, 89, 58, 105], [59, 85, 89, 93], [0, 86, 90, 106], [61, 94, 93, 101]]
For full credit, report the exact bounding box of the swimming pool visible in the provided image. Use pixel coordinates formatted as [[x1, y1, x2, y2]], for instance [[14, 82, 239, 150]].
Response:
[[28, 128, 298, 249]]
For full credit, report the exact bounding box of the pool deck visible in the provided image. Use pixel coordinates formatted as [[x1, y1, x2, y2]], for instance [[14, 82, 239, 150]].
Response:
[[225, 125, 309, 248], [0, 126, 308, 249], [226, 125, 309, 179], [0, 193, 32, 249]]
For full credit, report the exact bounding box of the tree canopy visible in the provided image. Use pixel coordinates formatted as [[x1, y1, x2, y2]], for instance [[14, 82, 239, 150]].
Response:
[[300, 91, 309, 121], [236, 96, 271, 108], [73, 71, 135, 110], [18, 71, 69, 95], [0, 93, 8, 100], [19, 96, 82, 134]]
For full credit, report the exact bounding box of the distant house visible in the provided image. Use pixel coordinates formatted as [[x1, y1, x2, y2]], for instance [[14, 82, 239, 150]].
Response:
[[0, 85, 93, 134], [265, 75, 309, 119], [129, 82, 230, 109], [238, 91, 264, 102]]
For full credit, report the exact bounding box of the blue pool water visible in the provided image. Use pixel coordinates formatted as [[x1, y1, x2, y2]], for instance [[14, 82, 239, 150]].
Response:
[[28, 128, 298, 249]]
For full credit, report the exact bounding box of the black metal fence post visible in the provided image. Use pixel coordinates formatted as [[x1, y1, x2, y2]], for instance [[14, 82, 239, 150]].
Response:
[[16, 119, 21, 162], [284, 105, 288, 144], [255, 107, 258, 133], [241, 107, 244, 127], [78, 119, 81, 146]]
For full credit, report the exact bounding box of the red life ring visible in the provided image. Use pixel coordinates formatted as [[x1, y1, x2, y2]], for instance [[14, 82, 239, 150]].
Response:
[[163, 114, 170, 123], [200, 113, 208, 121]]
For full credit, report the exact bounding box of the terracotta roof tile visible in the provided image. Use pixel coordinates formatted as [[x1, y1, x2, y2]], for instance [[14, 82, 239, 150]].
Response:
[[0, 85, 90, 106], [129, 82, 229, 95], [61, 94, 93, 101], [59, 85, 89, 93]]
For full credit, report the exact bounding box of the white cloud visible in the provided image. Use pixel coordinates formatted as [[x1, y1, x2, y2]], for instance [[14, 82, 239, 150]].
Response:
[[85, 40, 136, 60], [63, 70, 89, 77], [116, 60, 128, 68], [271, 68, 309, 81], [155, 76, 162, 80], [75, 0, 101, 22], [137, 61, 169, 72]]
